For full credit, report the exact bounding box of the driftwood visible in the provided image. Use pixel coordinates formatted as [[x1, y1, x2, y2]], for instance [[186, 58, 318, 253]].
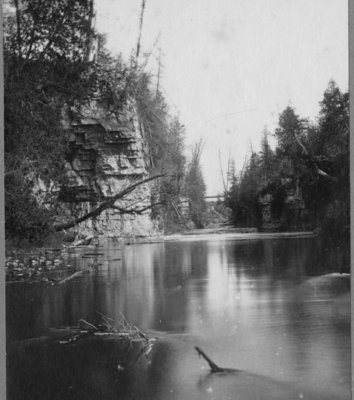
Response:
[[78, 319, 99, 331], [195, 346, 224, 373], [54, 174, 164, 232], [53, 313, 153, 362]]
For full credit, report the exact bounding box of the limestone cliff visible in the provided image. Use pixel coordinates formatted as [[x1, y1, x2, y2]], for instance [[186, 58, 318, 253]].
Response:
[[58, 99, 160, 240]]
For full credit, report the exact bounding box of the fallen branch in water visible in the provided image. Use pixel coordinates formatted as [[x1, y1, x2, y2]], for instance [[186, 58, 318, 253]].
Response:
[[78, 319, 99, 331], [195, 346, 224, 372], [58, 270, 89, 284], [96, 311, 115, 330], [56, 313, 152, 353]]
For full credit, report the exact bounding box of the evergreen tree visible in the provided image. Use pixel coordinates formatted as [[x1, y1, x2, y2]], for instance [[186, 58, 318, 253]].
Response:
[[304, 81, 349, 240], [136, 75, 186, 224], [184, 141, 207, 228], [136, 74, 170, 170], [226, 80, 349, 239], [238, 152, 263, 226], [4, 0, 96, 242], [259, 128, 275, 186], [275, 106, 305, 155]]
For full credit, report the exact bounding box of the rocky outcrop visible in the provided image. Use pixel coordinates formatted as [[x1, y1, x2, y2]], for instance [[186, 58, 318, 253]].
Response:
[[57, 100, 160, 241], [259, 184, 308, 231]]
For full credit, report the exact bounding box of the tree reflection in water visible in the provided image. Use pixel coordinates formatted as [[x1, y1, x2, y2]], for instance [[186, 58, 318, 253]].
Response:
[[7, 236, 350, 400]]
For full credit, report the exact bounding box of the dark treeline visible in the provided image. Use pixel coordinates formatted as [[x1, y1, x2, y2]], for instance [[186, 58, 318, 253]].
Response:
[[225, 80, 349, 245], [4, 0, 206, 244], [5, 0, 97, 242]]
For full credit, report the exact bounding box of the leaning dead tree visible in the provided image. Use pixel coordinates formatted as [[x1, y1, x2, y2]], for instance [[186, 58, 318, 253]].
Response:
[[54, 174, 164, 232], [294, 131, 338, 182], [135, 0, 146, 62], [218, 149, 227, 194]]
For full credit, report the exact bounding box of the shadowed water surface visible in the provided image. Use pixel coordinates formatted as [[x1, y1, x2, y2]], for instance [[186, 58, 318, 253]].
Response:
[[7, 236, 350, 399]]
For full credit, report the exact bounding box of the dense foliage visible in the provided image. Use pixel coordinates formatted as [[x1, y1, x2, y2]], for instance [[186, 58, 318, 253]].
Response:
[[184, 141, 207, 228], [225, 81, 349, 243], [135, 74, 186, 221], [4, 0, 206, 243], [4, 0, 97, 243]]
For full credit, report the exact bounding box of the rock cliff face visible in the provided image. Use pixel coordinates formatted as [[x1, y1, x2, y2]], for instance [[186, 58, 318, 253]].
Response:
[[58, 100, 159, 240], [259, 184, 308, 231]]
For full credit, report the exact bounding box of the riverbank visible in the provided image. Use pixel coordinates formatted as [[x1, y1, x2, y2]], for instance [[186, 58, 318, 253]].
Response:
[[165, 228, 315, 241], [6, 226, 317, 253]]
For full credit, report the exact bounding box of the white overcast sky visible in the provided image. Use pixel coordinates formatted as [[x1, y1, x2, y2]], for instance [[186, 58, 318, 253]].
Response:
[[95, 0, 348, 195]]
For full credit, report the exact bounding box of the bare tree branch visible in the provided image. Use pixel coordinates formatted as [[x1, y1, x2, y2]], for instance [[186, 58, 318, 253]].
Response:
[[53, 174, 164, 231], [195, 347, 224, 373], [111, 201, 166, 215], [13, 0, 22, 58]]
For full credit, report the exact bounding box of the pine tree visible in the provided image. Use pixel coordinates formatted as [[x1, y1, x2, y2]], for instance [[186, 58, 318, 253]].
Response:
[[184, 141, 207, 228]]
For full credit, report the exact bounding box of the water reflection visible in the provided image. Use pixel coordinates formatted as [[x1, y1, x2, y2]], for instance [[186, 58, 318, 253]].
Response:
[[7, 236, 350, 399]]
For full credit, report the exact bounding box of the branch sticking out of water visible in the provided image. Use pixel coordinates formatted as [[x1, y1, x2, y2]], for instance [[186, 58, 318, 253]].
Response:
[[195, 346, 224, 373], [96, 311, 114, 330], [78, 319, 99, 331]]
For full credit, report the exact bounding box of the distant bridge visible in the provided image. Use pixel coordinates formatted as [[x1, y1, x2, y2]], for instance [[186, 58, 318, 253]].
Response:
[[178, 195, 225, 204], [204, 195, 225, 201]]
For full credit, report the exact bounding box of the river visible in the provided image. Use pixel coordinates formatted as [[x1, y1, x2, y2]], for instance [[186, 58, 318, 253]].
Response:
[[7, 234, 351, 400]]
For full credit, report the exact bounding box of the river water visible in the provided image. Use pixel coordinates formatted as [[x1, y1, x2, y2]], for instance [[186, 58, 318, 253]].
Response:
[[7, 235, 351, 400]]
